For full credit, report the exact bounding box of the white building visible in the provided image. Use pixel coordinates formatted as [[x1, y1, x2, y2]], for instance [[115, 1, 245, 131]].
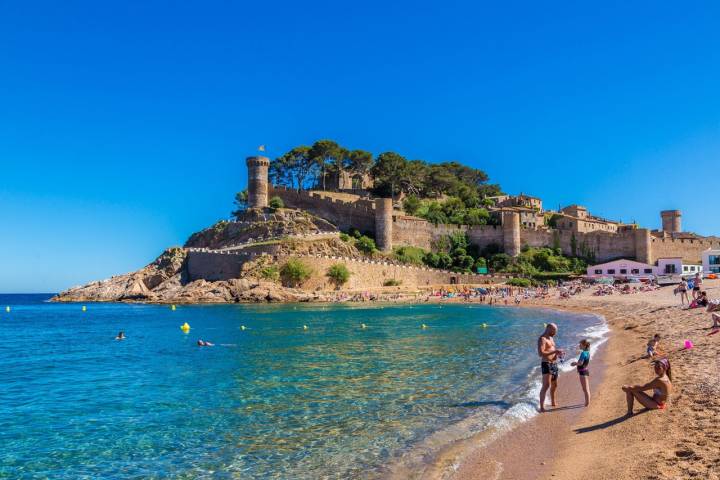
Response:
[[702, 249, 720, 276], [586, 259, 657, 279], [656, 257, 703, 277]]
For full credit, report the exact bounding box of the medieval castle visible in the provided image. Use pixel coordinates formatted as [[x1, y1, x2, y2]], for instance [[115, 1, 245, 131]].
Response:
[[245, 155, 720, 267]]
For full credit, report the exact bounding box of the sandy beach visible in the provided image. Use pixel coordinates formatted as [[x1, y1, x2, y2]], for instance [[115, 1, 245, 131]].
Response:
[[417, 279, 720, 480]]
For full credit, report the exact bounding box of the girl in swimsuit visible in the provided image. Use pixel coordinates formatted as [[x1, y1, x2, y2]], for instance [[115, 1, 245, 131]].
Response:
[[571, 339, 591, 406], [621, 358, 672, 415]]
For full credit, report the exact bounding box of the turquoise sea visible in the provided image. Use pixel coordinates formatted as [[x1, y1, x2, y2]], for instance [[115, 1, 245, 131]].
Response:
[[0, 294, 606, 479]]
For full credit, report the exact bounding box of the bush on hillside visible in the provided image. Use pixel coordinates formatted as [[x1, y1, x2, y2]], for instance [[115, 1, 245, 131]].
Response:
[[506, 277, 532, 287], [383, 278, 402, 286], [326, 263, 351, 287], [356, 235, 377, 254], [393, 246, 427, 265], [280, 259, 313, 287], [268, 196, 284, 210], [259, 265, 280, 282]]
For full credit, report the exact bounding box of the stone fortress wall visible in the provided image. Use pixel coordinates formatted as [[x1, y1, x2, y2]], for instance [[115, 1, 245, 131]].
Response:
[[260, 158, 720, 265], [186, 249, 500, 289]]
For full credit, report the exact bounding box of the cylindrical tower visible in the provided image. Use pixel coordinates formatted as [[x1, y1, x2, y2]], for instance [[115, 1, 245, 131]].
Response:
[[246, 156, 270, 209], [634, 228, 652, 264], [660, 210, 682, 233], [375, 198, 393, 252], [502, 211, 521, 257]]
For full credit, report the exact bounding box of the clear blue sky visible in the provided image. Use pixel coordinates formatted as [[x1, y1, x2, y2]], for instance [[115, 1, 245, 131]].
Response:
[[1, 1, 719, 293]]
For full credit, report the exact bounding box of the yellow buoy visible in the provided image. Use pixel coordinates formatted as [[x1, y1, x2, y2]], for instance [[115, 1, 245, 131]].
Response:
[[482, 323, 487, 328], [180, 322, 190, 333], [361, 323, 367, 329], [82, 305, 87, 312], [422, 324, 428, 329], [303, 325, 309, 330], [5, 306, 10, 313], [240, 325, 246, 331], [171, 304, 176, 311]]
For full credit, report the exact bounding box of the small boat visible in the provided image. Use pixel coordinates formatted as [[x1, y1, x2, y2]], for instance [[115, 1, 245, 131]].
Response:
[[655, 274, 681, 286]]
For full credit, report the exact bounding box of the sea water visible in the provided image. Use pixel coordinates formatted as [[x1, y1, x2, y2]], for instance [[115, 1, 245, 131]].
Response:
[[0, 295, 606, 479]]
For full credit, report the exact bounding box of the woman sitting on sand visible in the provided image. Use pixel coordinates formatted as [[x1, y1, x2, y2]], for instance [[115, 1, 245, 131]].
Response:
[[621, 358, 672, 415]]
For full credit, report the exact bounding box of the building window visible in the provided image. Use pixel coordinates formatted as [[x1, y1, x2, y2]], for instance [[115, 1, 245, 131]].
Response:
[[644, 269, 653, 274], [709, 255, 720, 265], [683, 266, 689, 272], [631, 269, 639, 274], [620, 269, 627, 274], [665, 264, 677, 274], [594, 269, 602, 274], [607, 269, 616, 274]]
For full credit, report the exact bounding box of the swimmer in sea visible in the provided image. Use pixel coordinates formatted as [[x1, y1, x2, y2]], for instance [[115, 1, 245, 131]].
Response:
[[197, 339, 214, 347], [115, 331, 126, 340]]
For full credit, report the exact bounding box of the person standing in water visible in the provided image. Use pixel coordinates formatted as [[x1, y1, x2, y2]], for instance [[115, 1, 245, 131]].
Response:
[[538, 323, 564, 412]]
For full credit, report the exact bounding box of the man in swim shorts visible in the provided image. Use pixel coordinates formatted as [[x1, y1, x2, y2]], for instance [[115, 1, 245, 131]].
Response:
[[538, 323, 563, 412]]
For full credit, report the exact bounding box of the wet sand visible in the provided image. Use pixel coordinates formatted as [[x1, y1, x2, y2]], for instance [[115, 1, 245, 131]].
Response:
[[425, 279, 720, 480]]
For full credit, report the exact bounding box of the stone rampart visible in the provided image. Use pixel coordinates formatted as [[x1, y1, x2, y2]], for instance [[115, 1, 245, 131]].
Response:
[[650, 236, 720, 264], [186, 249, 505, 289]]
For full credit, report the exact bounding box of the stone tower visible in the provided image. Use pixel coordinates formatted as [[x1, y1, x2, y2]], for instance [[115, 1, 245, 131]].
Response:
[[660, 210, 682, 233], [375, 198, 393, 252], [634, 228, 652, 265], [502, 211, 521, 257], [246, 156, 270, 209]]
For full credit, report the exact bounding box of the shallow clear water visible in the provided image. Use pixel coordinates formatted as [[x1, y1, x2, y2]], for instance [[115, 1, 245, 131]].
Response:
[[0, 295, 605, 479]]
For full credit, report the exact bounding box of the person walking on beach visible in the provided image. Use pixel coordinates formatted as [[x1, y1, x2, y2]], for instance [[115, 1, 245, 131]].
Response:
[[570, 339, 591, 407], [538, 323, 564, 412], [676, 279, 689, 305]]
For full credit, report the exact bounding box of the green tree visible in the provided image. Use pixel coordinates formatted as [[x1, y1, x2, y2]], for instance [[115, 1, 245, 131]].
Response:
[[280, 259, 313, 287], [326, 263, 351, 288], [489, 253, 512, 272], [270, 146, 317, 190], [232, 190, 248, 217], [356, 235, 377, 254], [403, 195, 422, 215], [423, 201, 448, 225], [309, 139, 343, 191], [347, 149, 374, 173], [370, 151, 409, 200]]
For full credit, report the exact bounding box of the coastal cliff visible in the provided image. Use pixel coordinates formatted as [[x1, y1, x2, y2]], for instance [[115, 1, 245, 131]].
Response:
[[51, 209, 349, 304]]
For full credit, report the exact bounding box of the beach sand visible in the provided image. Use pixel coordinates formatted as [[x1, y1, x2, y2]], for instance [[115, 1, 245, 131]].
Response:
[[427, 279, 720, 480]]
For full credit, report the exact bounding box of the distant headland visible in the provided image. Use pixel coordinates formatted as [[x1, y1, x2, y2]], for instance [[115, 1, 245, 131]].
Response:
[[52, 140, 720, 303]]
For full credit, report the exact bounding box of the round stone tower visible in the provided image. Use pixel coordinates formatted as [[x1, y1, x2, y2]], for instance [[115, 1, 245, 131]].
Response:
[[246, 156, 270, 209], [502, 211, 521, 257], [375, 198, 393, 252], [660, 210, 682, 233]]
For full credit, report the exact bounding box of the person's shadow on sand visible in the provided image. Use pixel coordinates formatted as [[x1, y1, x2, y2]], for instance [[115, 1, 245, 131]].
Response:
[[574, 409, 650, 434]]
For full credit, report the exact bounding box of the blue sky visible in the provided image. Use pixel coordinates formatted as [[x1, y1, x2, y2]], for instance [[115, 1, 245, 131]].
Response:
[[1, 1, 719, 292]]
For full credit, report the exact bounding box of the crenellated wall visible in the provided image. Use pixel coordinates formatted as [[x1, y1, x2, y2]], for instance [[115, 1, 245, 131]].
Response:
[[650, 236, 720, 264], [186, 250, 502, 288], [265, 184, 718, 265]]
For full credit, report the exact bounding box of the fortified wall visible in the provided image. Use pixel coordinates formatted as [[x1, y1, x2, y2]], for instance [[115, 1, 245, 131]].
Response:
[[186, 250, 497, 289], [256, 158, 720, 265]]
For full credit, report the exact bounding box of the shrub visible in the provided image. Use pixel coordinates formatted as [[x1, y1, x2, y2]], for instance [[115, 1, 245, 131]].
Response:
[[489, 253, 512, 271], [268, 196, 284, 210], [507, 277, 532, 287], [259, 265, 279, 282], [349, 228, 362, 239], [280, 259, 313, 287], [393, 246, 427, 265], [383, 278, 402, 286], [339, 232, 350, 242], [402, 195, 422, 215], [326, 263, 351, 287], [356, 235, 377, 254]]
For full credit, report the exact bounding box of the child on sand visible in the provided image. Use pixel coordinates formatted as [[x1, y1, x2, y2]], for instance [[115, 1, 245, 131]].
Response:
[[570, 339, 591, 406], [621, 358, 672, 415], [646, 334, 661, 358]]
